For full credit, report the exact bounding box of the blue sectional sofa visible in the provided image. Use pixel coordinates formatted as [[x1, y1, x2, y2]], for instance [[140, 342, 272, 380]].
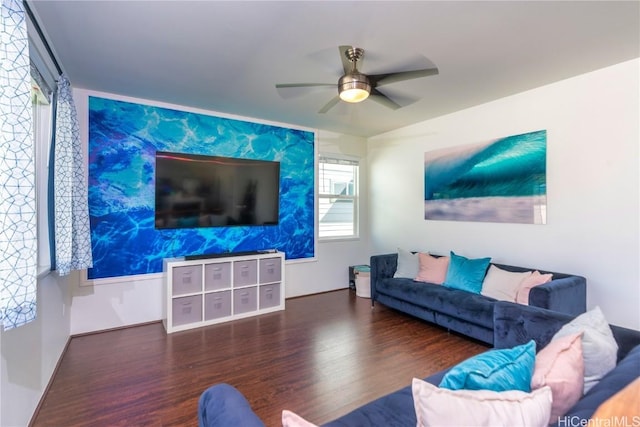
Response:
[[370, 253, 587, 344], [198, 302, 640, 427]]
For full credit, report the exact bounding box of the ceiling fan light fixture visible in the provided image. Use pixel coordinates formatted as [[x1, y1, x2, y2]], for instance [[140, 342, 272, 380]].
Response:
[[277, 45, 438, 113], [338, 73, 371, 103]]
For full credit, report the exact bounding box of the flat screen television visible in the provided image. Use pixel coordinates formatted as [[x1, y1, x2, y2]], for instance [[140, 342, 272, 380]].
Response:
[[155, 151, 280, 229]]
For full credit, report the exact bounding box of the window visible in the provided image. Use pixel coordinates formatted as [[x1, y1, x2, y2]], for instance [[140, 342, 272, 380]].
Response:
[[318, 155, 359, 239], [28, 3, 60, 276], [32, 76, 53, 275]]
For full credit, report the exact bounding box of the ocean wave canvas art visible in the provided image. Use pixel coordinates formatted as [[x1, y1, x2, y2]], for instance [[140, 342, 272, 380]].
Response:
[[424, 130, 547, 224], [88, 96, 315, 280]]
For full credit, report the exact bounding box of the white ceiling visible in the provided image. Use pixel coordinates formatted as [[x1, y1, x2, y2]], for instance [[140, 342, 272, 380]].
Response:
[[29, 1, 639, 138]]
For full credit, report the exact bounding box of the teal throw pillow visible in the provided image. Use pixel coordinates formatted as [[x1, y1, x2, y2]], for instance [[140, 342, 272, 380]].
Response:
[[439, 340, 536, 392], [442, 251, 491, 294]]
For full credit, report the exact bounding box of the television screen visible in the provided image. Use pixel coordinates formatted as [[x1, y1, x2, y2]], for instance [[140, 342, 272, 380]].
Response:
[[155, 151, 280, 229]]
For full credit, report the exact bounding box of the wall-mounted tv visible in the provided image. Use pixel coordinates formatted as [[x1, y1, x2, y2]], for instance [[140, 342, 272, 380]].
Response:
[[155, 151, 280, 229]]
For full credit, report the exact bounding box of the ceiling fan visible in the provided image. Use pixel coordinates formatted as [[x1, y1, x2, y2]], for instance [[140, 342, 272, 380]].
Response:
[[275, 45, 439, 113]]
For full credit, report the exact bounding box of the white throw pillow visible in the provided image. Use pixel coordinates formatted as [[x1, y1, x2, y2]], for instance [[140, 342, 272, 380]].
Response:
[[552, 306, 618, 394], [412, 378, 552, 427], [394, 248, 420, 278], [481, 265, 532, 302]]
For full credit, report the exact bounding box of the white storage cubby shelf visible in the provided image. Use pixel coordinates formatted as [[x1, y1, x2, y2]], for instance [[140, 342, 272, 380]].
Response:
[[163, 251, 285, 333]]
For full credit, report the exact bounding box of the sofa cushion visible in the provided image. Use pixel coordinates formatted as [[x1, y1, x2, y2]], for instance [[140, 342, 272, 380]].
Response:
[[434, 312, 495, 344], [440, 340, 536, 392], [321, 383, 417, 427], [393, 248, 420, 278], [552, 306, 618, 393], [551, 344, 640, 426], [481, 265, 532, 302], [531, 332, 584, 423], [443, 252, 491, 294], [376, 278, 496, 328], [433, 287, 497, 329], [413, 379, 552, 427], [415, 252, 449, 284]]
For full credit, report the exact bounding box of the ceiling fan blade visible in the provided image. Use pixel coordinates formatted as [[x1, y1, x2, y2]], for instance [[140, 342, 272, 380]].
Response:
[[369, 88, 402, 110], [338, 45, 354, 74], [369, 67, 439, 87], [275, 83, 335, 89], [319, 96, 340, 114]]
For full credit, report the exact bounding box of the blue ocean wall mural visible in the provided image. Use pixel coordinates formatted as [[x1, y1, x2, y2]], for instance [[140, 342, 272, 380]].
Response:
[[424, 130, 547, 224], [88, 96, 315, 280]]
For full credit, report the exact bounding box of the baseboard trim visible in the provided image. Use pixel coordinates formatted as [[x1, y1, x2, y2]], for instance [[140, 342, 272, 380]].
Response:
[[286, 287, 351, 301], [27, 335, 71, 427], [70, 320, 162, 338]]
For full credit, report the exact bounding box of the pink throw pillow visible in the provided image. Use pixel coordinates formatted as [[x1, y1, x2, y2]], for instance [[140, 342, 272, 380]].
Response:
[[415, 253, 449, 284], [282, 410, 318, 427], [531, 332, 584, 423], [515, 270, 553, 304]]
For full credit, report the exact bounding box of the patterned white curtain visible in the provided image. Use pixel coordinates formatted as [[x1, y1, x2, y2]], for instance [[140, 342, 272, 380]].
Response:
[[54, 75, 93, 275], [0, 0, 37, 329]]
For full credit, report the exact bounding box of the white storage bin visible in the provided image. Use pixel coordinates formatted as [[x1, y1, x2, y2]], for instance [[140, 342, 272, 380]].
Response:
[[172, 295, 202, 326], [204, 291, 232, 320], [233, 287, 258, 314], [259, 257, 282, 283], [259, 283, 281, 309], [204, 262, 231, 290], [234, 260, 258, 286], [172, 265, 202, 295], [355, 272, 371, 298]]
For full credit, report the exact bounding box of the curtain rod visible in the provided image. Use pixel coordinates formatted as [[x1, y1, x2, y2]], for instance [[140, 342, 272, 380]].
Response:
[[23, 0, 63, 77]]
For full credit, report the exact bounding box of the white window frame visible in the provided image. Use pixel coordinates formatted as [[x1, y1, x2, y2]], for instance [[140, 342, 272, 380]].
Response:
[[318, 154, 359, 241], [32, 79, 53, 277]]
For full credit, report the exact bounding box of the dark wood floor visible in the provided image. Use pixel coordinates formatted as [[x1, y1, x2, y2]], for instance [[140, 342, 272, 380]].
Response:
[[32, 290, 489, 427]]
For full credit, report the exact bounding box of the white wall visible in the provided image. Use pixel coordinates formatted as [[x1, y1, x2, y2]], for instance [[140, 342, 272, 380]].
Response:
[[287, 130, 370, 298], [368, 59, 640, 329], [70, 91, 369, 334], [1, 273, 72, 427]]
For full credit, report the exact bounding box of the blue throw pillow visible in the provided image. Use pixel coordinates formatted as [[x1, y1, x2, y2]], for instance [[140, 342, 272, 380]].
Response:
[[442, 251, 491, 294], [439, 340, 536, 392]]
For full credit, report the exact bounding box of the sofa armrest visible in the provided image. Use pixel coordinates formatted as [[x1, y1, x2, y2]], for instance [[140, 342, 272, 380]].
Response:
[[529, 275, 586, 316], [493, 301, 640, 362], [493, 301, 571, 351], [610, 325, 640, 363], [370, 253, 398, 302], [198, 383, 265, 427]]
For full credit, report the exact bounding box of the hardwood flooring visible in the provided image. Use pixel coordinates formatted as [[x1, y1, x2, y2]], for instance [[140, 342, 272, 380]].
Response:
[[32, 290, 489, 427]]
